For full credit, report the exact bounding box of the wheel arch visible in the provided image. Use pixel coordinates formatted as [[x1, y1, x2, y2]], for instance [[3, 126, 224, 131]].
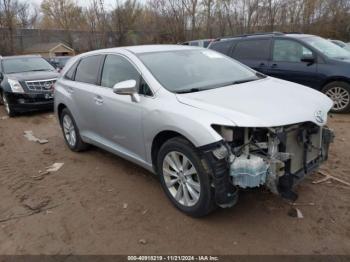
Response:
[[151, 130, 195, 173], [57, 103, 67, 121], [321, 76, 350, 91]]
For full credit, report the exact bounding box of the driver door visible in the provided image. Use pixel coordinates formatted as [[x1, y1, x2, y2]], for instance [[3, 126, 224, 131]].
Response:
[[267, 39, 322, 89], [93, 54, 147, 162]]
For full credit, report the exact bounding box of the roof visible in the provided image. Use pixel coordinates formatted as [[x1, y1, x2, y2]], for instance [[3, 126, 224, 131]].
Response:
[[125, 44, 197, 54], [1, 54, 42, 60], [24, 42, 74, 53], [81, 45, 199, 57], [214, 32, 316, 42]]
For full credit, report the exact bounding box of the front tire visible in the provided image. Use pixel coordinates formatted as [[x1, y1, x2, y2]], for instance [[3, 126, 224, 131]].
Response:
[[60, 108, 89, 152], [2, 93, 16, 117], [157, 137, 214, 217], [323, 81, 350, 113]]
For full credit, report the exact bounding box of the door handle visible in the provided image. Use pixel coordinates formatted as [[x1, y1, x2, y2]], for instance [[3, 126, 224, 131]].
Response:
[[94, 95, 103, 105], [259, 63, 266, 67], [271, 63, 278, 68]]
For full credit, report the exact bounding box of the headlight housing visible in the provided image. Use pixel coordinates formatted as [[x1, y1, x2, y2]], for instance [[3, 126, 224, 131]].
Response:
[[8, 79, 25, 93], [212, 144, 229, 160]]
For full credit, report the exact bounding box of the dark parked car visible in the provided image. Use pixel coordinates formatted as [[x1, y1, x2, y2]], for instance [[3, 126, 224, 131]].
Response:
[[48, 56, 72, 71], [181, 39, 214, 48], [329, 39, 350, 52], [209, 32, 350, 113], [0, 55, 59, 116]]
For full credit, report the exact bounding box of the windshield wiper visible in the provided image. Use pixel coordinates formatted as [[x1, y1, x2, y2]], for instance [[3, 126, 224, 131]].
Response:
[[223, 78, 258, 87], [176, 88, 202, 94], [22, 69, 54, 73], [256, 72, 267, 78]]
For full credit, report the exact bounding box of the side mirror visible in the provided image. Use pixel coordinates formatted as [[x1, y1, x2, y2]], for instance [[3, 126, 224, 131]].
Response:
[[112, 79, 140, 102], [301, 54, 315, 64]]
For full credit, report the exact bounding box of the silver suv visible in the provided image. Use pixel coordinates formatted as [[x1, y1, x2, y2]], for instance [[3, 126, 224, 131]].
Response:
[[55, 45, 334, 217]]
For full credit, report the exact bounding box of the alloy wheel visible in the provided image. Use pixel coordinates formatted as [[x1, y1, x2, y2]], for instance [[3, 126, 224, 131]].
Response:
[[62, 114, 77, 147], [162, 151, 201, 207], [2, 94, 10, 115], [325, 86, 350, 112]]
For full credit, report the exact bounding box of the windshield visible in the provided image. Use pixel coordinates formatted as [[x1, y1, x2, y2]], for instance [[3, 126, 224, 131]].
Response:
[[303, 36, 350, 59], [138, 49, 260, 93], [2, 57, 55, 74]]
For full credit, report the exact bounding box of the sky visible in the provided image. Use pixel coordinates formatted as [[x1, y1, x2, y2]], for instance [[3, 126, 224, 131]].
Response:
[[29, 0, 125, 10]]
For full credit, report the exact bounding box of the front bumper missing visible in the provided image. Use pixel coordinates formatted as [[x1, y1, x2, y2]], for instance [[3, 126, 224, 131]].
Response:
[[278, 127, 334, 200], [200, 126, 334, 207], [199, 142, 238, 208]]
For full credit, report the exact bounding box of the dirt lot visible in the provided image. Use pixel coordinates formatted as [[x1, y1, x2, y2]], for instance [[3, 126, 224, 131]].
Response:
[[0, 106, 349, 255]]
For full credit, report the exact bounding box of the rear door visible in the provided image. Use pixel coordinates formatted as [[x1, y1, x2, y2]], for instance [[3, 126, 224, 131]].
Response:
[[69, 55, 104, 136], [267, 38, 320, 88], [230, 38, 271, 74]]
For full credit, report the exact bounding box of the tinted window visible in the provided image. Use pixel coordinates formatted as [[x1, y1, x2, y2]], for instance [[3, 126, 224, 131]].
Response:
[[139, 78, 153, 96], [189, 41, 199, 46], [2, 57, 55, 74], [233, 39, 270, 60], [64, 61, 78, 80], [203, 40, 212, 48], [209, 40, 233, 55], [75, 55, 102, 85], [273, 39, 313, 62], [101, 55, 140, 88]]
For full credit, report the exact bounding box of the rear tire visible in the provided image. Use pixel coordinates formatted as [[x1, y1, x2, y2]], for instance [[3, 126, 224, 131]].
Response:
[[60, 108, 89, 152], [157, 137, 215, 217], [322, 81, 350, 113]]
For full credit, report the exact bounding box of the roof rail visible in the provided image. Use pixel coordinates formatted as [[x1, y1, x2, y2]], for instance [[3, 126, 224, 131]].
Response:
[[214, 32, 284, 41], [284, 32, 303, 34]]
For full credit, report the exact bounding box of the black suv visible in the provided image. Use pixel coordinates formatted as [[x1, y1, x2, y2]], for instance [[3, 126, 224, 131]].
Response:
[[0, 55, 59, 116], [209, 32, 350, 113]]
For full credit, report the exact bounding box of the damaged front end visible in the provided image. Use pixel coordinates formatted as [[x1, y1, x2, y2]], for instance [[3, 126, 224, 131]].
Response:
[[201, 123, 334, 207]]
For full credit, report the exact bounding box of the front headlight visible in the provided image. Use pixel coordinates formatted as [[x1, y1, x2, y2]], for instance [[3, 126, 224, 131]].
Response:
[[8, 79, 25, 93]]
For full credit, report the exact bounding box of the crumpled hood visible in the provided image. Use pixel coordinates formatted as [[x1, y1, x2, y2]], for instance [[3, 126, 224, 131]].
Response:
[[176, 77, 333, 127], [6, 71, 59, 81]]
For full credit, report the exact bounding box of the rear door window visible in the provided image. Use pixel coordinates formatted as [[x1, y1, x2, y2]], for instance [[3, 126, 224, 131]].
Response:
[[232, 39, 271, 60], [75, 55, 103, 85]]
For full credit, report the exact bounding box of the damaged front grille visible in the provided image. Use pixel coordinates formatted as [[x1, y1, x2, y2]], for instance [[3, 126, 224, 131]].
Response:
[[216, 123, 334, 195]]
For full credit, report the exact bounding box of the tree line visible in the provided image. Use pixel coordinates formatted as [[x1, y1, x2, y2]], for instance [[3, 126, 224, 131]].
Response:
[[1, 0, 350, 54]]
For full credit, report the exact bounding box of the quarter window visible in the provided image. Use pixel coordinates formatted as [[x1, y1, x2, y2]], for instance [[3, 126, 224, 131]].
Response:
[[64, 61, 78, 80], [101, 55, 140, 88], [75, 55, 103, 85], [273, 39, 313, 62], [232, 40, 270, 60]]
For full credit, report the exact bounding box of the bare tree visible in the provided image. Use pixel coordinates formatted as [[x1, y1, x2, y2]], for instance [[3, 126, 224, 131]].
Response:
[[40, 0, 86, 45]]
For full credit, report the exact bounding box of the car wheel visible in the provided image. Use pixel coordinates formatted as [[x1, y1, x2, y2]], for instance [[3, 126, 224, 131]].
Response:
[[323, 81, 350, 113], [157, 137, 215, 217], [60, 108, 89, 152], [2, 93, 15, 117]]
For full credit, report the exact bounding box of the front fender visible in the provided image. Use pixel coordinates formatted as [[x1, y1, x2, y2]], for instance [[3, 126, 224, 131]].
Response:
[[143, 99, 234, 164]]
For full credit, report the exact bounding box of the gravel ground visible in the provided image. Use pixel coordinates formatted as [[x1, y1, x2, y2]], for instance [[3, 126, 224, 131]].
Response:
[[0, 107, 349, 255]]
